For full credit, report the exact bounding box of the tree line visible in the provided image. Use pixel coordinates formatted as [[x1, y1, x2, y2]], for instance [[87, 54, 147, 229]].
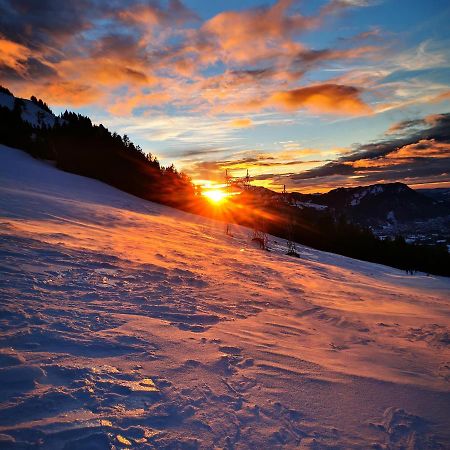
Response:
[[0, 90, 195, 208]]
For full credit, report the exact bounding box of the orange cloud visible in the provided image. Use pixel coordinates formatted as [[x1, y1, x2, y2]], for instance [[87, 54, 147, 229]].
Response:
[[270, 84, 372, 115], [387, 139, 450, 159], [211, 83, 372, 116], [116, 0, 197, 27], [350, 158, 402, 168], [108, 91, 172, 116], [201, 0, 312, 64], [430, 90, 450, 103], [17, 81, 100, 106], [0, 37, 32, 76], [345, 140, 450, 169], [229, 118, 253, 128], [56, 57, 155, 87], [0, 0, 382, 115], [27, 81, 101, 106]]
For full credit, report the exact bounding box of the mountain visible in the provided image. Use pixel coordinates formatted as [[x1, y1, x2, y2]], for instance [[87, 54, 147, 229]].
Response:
[[289, 183, 450, 246], [292, 182, 449, 224], [1, 145, 449, 448], [419, 188, 450, 208]]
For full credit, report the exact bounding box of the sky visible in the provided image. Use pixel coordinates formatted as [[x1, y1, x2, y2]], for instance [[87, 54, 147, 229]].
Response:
[[0, 0, 449, 192]]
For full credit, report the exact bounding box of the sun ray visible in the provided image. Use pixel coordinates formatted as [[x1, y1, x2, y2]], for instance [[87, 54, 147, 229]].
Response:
[[202, 188, 227, 204]]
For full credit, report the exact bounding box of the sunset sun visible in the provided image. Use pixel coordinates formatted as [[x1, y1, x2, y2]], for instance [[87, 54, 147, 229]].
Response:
[[203, 188, 227, 204]]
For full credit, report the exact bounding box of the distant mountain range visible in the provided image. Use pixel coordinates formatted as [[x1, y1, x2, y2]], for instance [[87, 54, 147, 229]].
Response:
[[291, 182, 449, 225], [240, 182, 450, 247]]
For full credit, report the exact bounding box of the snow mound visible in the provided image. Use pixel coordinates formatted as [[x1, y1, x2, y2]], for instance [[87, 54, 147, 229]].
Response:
[[1, 145, 449, 448]]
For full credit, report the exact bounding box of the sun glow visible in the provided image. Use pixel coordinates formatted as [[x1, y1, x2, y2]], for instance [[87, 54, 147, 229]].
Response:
[[203, 189, 227, 204]]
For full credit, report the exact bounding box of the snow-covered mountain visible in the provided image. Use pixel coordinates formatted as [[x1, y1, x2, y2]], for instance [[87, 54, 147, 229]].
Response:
[[1, 144, 449, 448], [0, 89, 56, 128]]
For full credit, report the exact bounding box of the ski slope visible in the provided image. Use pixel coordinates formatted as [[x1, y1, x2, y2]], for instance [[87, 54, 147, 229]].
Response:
[[0, 145, 449, 449]]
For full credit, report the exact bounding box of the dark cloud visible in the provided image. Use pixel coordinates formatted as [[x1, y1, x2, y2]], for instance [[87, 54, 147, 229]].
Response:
[[289, 162, 355, 181], [288, 112, 450, 188], [115, 0, 198, 27], [0, 0, 94, 49], [386, 118, 426, 134], [175, 147, 228, 158], [344, 113, 450, 161], [0, 57, 57, 82]]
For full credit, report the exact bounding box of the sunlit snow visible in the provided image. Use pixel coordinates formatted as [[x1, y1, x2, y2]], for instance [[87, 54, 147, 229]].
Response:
[[0, 145, 449, 448]]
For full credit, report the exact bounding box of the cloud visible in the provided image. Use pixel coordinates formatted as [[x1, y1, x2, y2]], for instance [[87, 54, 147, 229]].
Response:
[[0, 37, 33, 77], [208, 82, 372, 116], [0, 0, 199, 105], [108, 92, 171, 116], [0, 0, 383, 115], [285, 112, 450, 190], [386, 139, 450, 159], [0, 0, 93, 49], [173, 147, 228, 159], [180, 146, 330, 185], [116, 0, 198, 27], [431, 90, 450, 103], [17, 80, 100, 106], [229, 118, 253, 128], [386, 118, 425, 135], [269, 84, 371, 115], [200, 0, 313, 60]]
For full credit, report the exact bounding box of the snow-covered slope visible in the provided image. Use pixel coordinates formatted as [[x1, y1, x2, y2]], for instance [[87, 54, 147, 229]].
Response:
[[0, 145, 449, 449], [0, 92, 56, 127]]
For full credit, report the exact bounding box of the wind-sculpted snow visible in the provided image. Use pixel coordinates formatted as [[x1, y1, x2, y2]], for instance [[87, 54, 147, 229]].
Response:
[[0, 145, 449, 449]]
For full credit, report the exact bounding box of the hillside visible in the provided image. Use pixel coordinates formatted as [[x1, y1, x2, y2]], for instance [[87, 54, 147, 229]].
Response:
[[420, 188, 450, 209], [0, 87, 195, 209], [290, 183, 450, 243], [2, 86, 449, 276], [0, 88, 55, 128], [1, 145, 449, 449]]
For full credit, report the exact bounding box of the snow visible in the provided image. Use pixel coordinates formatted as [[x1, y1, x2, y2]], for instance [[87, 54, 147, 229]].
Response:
[[20, 100, 56, 128], [350, 185, 385, 206], [0, 93, 56, 128], [295, 201, 328, 211], [0, 144, 449, 448]]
